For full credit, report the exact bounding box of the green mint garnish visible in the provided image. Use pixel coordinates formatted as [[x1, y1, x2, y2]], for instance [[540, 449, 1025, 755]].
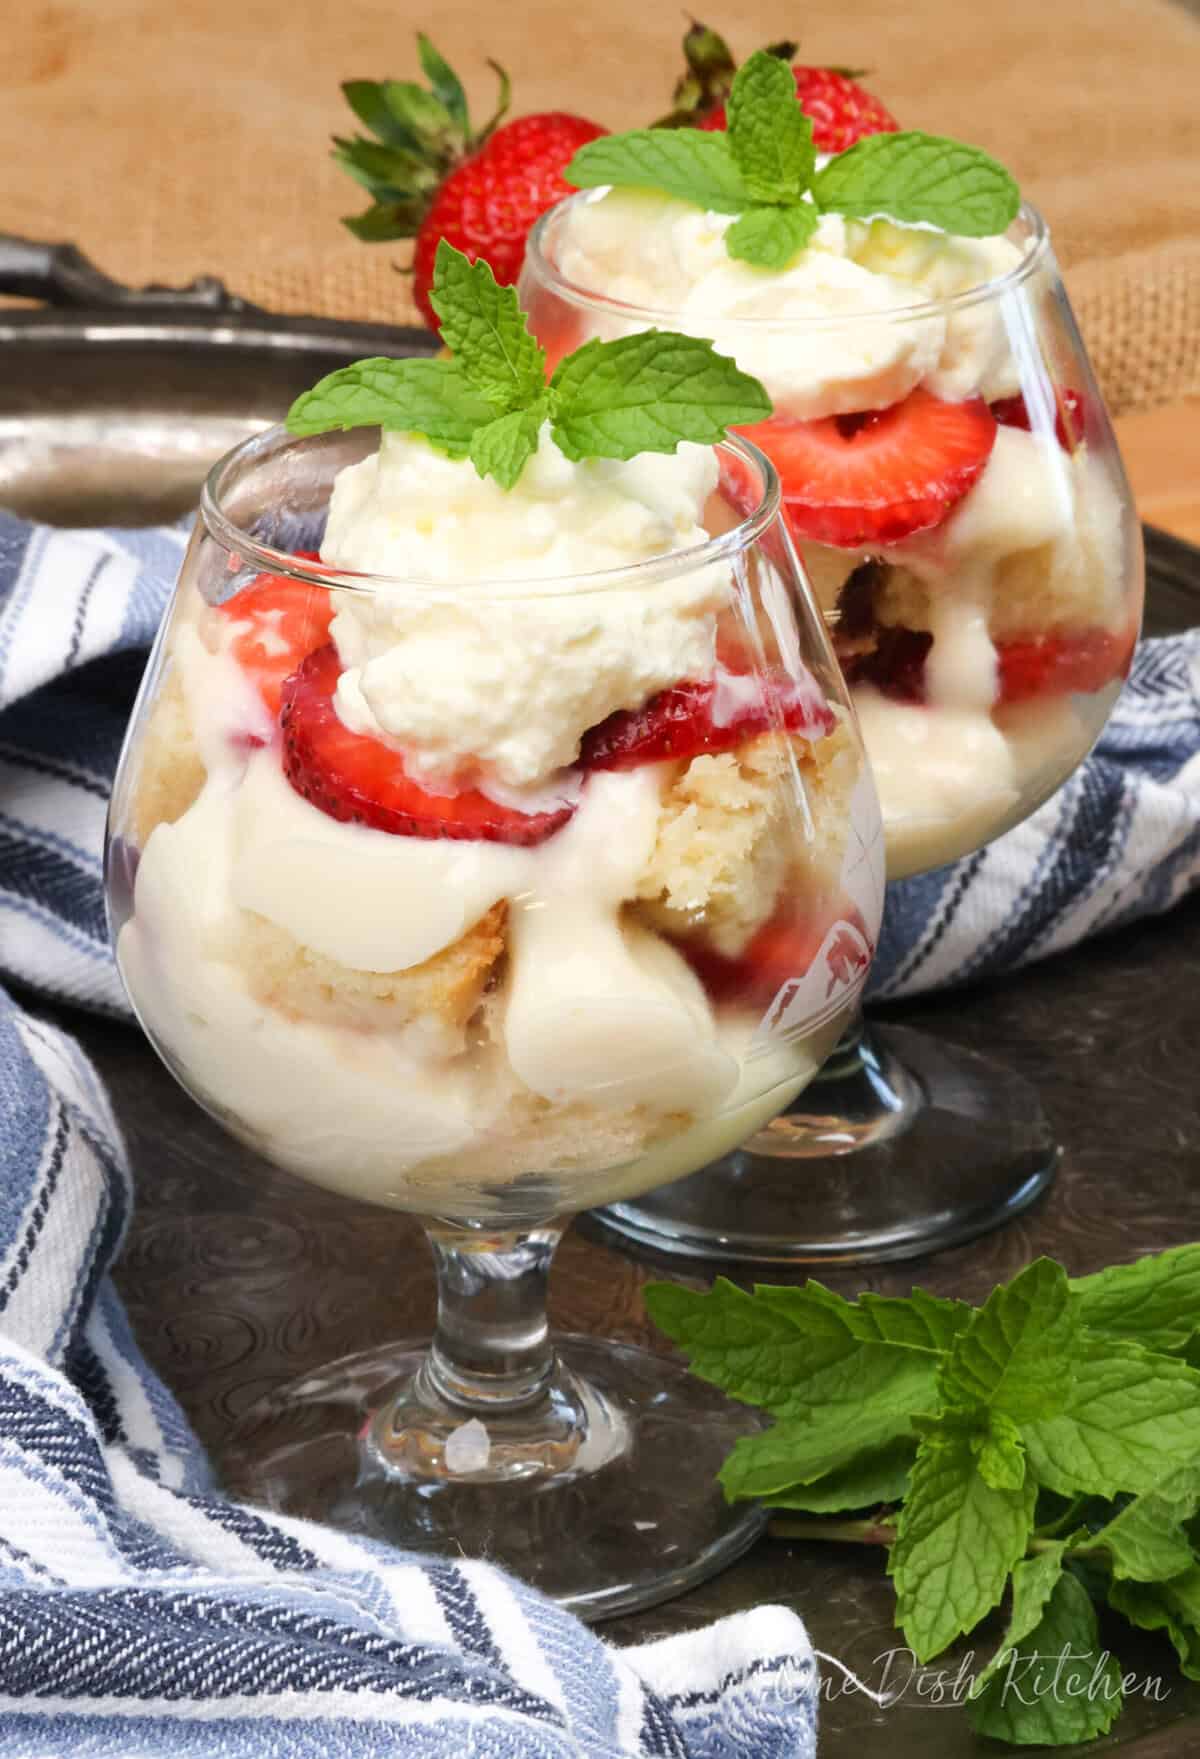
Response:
[[644, 1242, 1200, 1747], [811, 131, 1021, 236], [725, 48, 815, 202], [566, 47, 1020, 271], [285, 240, 771, 490], [555, 129, 750, 214]]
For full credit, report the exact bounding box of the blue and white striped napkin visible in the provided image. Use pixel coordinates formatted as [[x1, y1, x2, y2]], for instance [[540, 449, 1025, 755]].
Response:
[[1, 509, 1198, 1754]]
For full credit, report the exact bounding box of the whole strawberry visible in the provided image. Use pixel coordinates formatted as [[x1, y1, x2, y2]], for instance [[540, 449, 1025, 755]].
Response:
[[334, 35, 605, 329], [661, 22, 899, 154]]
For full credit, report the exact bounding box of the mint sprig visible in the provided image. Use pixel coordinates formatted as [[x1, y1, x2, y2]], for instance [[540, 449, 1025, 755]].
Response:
[[566, 48, 1019, 271], [645, 1243, 1200, 1747], [285, 240, 771, 490]]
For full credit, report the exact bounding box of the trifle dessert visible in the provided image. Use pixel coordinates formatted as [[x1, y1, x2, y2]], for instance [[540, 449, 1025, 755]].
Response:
[[519, 50, 1142, 877], [106, 251, 883, 1607], [108, 245, 881, 1228]]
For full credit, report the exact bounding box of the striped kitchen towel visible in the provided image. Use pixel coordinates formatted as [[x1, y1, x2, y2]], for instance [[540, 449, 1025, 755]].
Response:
[[0, 522, 827, 1749]]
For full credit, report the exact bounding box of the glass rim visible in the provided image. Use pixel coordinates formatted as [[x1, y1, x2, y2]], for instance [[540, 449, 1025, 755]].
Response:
[[523, 192, 1052, 329], [199, 425, 783, 601]]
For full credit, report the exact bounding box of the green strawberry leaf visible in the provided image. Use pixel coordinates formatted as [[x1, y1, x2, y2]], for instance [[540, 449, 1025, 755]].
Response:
[[416, 35, 469, 135], [341, 203, 426, 244], [725, 203, 819, 270], [967, 1569, 1124, 1745], [766, 1437, 915, 1514], [565, 129, 751, 214], [813, 131, 1020, 237], [1023, 1339, 1200, 1497], [548, 332, 771, 463], [644, 1277, 938, 1419], [719, 1404, 915, 1502], [428, 243, 547, 413], [1072, 1245, 1200, 1353], [939, 1258, 1078, 1421], [332, 135, 439, 200], [340, 81, 416, 150], [1090, 1468, 1200, 1581], [378, 80, 457, 157], [725, 49, 815, 202], [889, 1426, 1038, 1661], [285, 356, 495, 456], [468, 402, 547, 491]]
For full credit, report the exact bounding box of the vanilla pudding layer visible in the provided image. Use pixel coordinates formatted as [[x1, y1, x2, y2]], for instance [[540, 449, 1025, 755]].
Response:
[[551, 193, 1133, 877], [115, 434, 878, 1220]]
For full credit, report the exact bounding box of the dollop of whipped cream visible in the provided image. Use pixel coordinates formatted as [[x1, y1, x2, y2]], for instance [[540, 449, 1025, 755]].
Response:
[[321, 423, 727, 790], [553, 190, 1024, 419]]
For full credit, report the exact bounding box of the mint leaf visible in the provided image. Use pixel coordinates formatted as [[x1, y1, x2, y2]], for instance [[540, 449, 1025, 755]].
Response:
[[429, 243, 546, 414], [976, 1411, 1027, 1492], [725, 203, 818, 270], [1090, 1467, 1200, 1582], [1110, 1571, 1200, 1679], [854, 1288, 973, 1352], [1072, 1245, 1200, 1352], [889, 1427, 1037, 1660], [416, 34, 468, 134], [725, 49, 815, 202], [720, 1403, 913, 1501], [967, 1570, 1123, 1745], [939, 1258, 1078, 1421], [469, 402, 547, 491], [972, 1541, 1071, 1695], [813, 131, 1020, 237], [549, 333, 772, 463], [285, 357, 495, 455], [1023, 1339, 1200, 1496], [766, 1437, 914, 1513], [646, 1277, 938, 1419], [565, 129, 750, 214]]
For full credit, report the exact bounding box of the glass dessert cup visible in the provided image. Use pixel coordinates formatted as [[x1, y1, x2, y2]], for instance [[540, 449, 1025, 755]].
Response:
[[520, 194, 1145, 1264], [104, 424, 883, 1614]]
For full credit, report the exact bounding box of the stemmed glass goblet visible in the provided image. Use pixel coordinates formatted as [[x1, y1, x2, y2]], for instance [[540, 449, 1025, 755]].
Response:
[[105, 422, 884, 1613], [520, 193, 1144, 1262]]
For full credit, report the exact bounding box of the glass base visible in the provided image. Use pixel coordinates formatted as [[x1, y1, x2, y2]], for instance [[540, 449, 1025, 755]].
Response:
[[595, 1022, 1059, 1265], [220, 1333, 766, 1621]]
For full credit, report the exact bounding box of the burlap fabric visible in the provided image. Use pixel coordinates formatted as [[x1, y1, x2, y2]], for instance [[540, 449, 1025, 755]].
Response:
[[5, 0, 1199, 416]]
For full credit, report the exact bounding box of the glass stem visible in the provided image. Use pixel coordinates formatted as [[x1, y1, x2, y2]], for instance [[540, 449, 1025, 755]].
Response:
[[418, 1220, 565, 1412]]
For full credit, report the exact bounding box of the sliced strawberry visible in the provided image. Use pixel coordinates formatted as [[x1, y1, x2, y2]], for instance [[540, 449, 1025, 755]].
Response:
[[218, 553, 334, 715], [580, 668, 834, 770], [740, 390, 997, 549], [992, 388, 1088, 453], [280, 644, 574, 844], [996, 627, 1136, 704], [680, 904, 872, 1009]]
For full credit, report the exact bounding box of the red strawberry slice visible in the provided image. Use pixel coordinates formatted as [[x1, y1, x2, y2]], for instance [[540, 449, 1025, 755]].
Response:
[[740, 390, 997, 549], [280, 644, 575, 844], [996, 627, 1136, 704], [681, 903, 872, 1008], [580, 669, 834, 770], [218, 553, 334, 715], [992, 388, 1088, 453]]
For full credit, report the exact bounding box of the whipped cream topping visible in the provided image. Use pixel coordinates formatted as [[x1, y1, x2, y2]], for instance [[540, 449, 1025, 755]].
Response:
[[551, 192, 1024, 420], [322, 424, 729, 789]]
